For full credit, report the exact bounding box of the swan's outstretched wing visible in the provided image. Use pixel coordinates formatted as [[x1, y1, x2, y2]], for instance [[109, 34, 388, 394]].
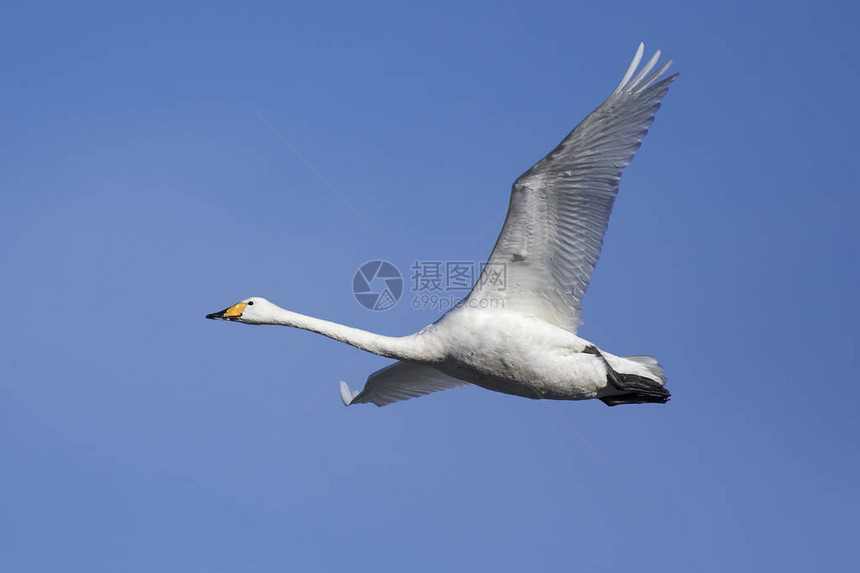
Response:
[[340, 361, 470, 407], [466, 44, 677, 332]]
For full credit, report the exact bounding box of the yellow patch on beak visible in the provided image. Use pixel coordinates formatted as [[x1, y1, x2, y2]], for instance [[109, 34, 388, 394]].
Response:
[[223, 302, 248, 317]]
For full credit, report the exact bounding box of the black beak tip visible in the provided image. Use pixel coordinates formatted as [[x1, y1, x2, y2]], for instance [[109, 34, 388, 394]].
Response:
[[206, 305, 243, 321]]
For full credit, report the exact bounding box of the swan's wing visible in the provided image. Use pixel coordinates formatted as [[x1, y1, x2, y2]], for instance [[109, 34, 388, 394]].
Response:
[[465, 44, 677, 332], [340, 361, 470, 407]]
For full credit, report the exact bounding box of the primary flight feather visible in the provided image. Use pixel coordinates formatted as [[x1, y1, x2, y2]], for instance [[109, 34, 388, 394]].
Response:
[[208, 43, 677, 408]]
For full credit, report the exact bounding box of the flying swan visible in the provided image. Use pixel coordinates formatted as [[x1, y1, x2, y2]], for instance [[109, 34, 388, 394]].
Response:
[[207, 44, 677, 407]]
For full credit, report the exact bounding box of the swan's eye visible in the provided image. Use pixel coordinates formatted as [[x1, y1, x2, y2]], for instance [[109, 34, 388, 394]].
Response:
[[247, 301, 254, 306]]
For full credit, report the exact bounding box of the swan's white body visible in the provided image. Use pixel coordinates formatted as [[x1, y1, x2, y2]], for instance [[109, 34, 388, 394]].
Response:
[[208, 44, 676, 408]]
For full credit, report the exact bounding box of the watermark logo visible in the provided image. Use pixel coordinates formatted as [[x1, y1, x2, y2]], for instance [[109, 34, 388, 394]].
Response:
[[352, 260, 404, 311], [353, 259, 506, 311]]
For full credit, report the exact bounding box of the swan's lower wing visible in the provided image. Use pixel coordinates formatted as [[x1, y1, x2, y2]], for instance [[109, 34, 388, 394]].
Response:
[[340, 361, 470, 407]]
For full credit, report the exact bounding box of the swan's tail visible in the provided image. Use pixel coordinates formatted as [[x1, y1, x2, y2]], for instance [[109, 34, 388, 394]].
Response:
[[600, 354, 669, 406]]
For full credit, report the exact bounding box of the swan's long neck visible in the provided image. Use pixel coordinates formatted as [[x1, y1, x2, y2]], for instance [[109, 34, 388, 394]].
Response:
[[265, 307, 430, 361]]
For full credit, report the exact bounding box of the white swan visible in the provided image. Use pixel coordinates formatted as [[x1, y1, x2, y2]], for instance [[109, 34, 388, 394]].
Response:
[[207, 44, 677, 407]]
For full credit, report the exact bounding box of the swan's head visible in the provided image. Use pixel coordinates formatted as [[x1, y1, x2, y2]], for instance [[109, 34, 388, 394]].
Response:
[[205, 297, 276, 324]]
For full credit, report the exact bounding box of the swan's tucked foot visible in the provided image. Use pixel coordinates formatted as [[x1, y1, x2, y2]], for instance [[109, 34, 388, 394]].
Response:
[[583, 345, 670, 407], [600, 373, 670, 406], [339, 381, 360, 406]]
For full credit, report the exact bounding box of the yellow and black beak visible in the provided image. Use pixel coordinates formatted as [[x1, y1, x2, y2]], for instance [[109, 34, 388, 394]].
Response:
[[205, 302, 248, 321]]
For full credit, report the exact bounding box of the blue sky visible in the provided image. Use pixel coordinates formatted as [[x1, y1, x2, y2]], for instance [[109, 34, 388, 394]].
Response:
[[2, 1, 858, 571]]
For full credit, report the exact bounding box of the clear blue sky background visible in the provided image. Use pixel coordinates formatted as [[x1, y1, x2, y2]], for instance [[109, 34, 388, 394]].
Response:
[[2, 1, 858, 571]]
